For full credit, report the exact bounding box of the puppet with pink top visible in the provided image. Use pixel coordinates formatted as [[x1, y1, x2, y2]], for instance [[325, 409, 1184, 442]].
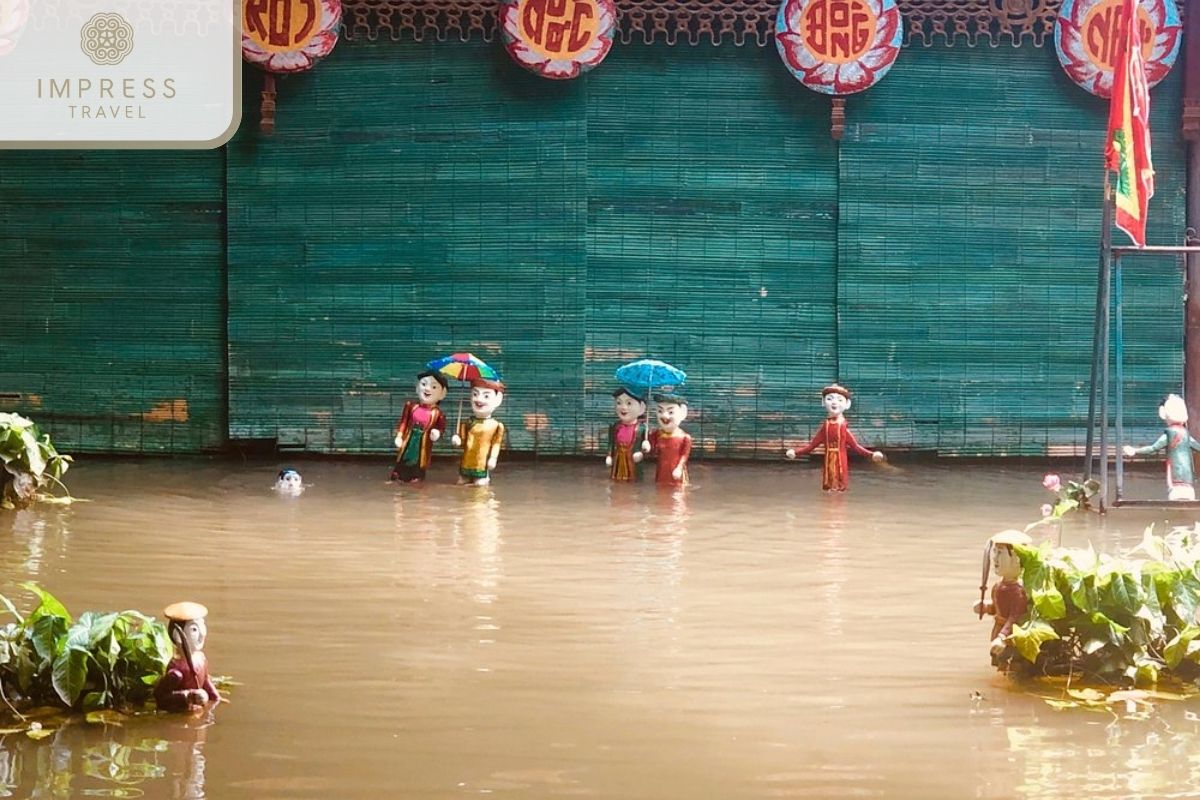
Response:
[[606, 386, 648, 481], [613, 359, 689, 487], [390, 370, 449, 483]]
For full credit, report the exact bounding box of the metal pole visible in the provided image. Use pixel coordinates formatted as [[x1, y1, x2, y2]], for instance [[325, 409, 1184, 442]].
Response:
[[1087, 171, 1115, 484], [1098, 177, 1115, 512], [1185, 0, 1199, 442], [1114, 254, 1125, 505], [1187, 143, 1200, 432], [1099, 255, 1112, 514], [1185, 227, 1195, 403]]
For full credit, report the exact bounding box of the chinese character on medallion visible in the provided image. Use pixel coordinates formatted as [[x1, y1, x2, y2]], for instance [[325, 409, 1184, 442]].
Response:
[[1054, 0, 1180, 98], [501, 0, 616, 80], [775, 0, 903, 95], [242, 0, 341, 74]]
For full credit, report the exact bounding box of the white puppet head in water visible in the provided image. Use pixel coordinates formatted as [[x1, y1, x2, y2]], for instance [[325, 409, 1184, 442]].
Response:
[[275, 468, 303, 494]]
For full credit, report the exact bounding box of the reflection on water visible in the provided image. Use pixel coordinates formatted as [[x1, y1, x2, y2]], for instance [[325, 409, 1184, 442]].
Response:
[[1001, 706, 1200, 798], [2, 506, 72, 580], [816, 496, 848, 639], [0, 711, 210, 798], [2, 458, 1200, 798]]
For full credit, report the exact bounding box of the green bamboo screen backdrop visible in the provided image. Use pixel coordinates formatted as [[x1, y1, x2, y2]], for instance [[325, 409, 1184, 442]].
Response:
[[0, 153, 227, 452], [0, 40, 1188, 456]]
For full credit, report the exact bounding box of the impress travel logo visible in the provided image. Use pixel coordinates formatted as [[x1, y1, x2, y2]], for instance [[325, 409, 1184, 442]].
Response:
[[79, 12, 134, 65], [0, 1, 240, 148]]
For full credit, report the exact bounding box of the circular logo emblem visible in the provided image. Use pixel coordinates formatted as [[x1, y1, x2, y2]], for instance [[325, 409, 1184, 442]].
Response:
[[501, 0, 616, 80], [80, 12, 134, 66], [1055, 0, 1181, 98], [776, 0, 902, 95], [241, 0, 341, 74]]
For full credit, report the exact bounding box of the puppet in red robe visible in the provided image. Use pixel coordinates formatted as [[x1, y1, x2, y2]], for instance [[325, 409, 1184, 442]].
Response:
[[154, 601, 222, 712], [785, 384, 884, 492], [972, 530, 1031, 667], [644, 392, 692, 487]]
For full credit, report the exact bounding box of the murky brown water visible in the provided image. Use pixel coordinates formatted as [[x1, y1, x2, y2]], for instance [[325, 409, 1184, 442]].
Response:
[[3, 458, 1200, 799]]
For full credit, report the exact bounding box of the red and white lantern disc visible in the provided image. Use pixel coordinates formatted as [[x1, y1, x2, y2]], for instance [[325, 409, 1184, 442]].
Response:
[[1054, 0, 1181, 98], [242, 0, 341, 74], [775, 0, 903, 95], [501, 0, 616, 80]]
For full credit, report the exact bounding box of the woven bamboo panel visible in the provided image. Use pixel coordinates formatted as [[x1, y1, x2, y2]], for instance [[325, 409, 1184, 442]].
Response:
[[0, 40, 1189, 458], [584, 45, 838, 458], [0, 152, 227, 453], [227, 42, 841, 455], [836, 45, 1188, 455], [227, 43, 588, 453]]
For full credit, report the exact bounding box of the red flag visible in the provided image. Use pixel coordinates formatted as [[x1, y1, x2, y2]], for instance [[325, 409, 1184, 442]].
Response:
[[1104, 0, 1154, 247]]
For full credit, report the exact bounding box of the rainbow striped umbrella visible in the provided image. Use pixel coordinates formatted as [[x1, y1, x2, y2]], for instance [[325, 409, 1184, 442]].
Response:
[[426, 353, 501, 384], [426, 353, 502, 431]]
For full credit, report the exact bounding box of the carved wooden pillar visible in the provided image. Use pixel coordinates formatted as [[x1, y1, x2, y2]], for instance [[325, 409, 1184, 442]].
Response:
[[260, 74, 277, 135], [831, 97, 846, 141]]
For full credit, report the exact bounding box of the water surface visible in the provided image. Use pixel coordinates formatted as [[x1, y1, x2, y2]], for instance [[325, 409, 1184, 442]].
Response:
[[2, 458, 1198, 799]]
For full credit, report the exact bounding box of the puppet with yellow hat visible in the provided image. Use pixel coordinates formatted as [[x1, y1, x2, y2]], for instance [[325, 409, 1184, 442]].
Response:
[[784, 384, 884, 492], [154, 601, 222, 712], [450, 378, 506, 486], [972, 530, 1031, 662]]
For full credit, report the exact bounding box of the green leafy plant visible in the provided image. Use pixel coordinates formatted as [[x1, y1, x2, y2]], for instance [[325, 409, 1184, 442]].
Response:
[[1003, 524, 1200, 687], [0, 584, 173, 719], [0, 413, 74, 509]]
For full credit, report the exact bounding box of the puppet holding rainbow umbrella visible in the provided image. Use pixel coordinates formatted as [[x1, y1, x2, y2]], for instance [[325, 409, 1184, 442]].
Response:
[[421, 353, 507, 486], [391, 353, 506, 485]]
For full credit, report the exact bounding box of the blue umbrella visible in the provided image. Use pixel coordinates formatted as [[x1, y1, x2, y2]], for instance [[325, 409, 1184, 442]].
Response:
[[614, 359, 686, 448], [614, 359, 686, 398]]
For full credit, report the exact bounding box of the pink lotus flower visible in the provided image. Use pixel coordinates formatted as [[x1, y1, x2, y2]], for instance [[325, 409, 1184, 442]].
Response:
[[775, 0, 903, 95], [1041, 504, 1054, 518], [1043, 474, 1062, 492]]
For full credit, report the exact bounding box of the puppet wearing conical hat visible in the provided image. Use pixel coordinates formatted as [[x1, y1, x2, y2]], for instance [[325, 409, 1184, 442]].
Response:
[[154, 602, 222, 712], [972, 531, 1031, 662]]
